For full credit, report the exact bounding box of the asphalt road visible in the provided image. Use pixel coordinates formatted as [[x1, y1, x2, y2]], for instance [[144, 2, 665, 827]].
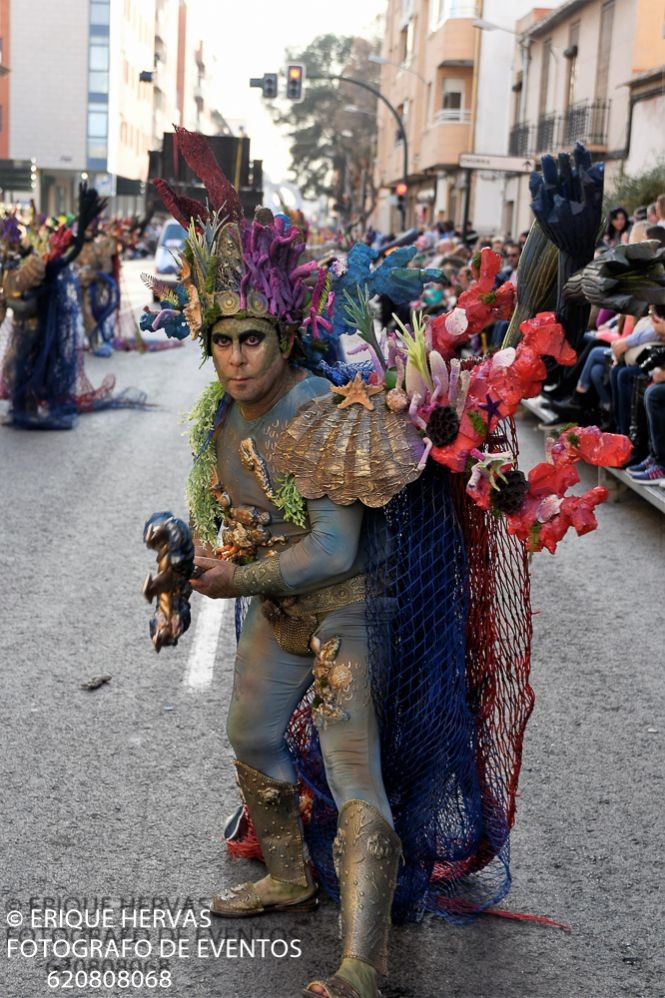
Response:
[[1, 261, 664, 998]]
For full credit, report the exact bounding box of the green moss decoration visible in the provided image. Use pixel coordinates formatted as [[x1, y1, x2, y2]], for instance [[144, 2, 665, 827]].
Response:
[[204, 255, 217, 293], [274, 474, 308, 528], [468, 411, 488, 437], [184, 381, 225, 548]]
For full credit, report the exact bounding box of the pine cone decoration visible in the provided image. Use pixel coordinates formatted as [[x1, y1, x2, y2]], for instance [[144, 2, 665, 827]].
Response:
[[426, 405, 460, 447], [492, 469, 528, 514]]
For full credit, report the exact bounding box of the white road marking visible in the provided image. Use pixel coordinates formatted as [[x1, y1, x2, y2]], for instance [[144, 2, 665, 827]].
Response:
[[183, 598, 229, 690]]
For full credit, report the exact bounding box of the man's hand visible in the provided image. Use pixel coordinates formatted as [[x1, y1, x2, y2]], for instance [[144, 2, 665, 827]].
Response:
[[190, 556, 236, 599], [612, 339, 628, 360]]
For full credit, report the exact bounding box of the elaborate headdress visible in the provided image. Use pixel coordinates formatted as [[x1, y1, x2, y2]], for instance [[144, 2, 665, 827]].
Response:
[[146, 127, 333, 353]]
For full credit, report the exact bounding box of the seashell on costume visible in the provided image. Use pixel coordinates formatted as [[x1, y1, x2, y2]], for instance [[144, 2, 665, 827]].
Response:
[[273, 389, 424, 507]]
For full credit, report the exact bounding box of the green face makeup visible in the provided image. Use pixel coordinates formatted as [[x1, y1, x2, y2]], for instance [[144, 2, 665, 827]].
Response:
[[210, 317, 290, 408]]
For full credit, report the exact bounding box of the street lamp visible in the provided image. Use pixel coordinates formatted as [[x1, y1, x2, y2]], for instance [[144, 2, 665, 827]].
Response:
[[368, 53, 427, 85], [472, 18, 530, 49]]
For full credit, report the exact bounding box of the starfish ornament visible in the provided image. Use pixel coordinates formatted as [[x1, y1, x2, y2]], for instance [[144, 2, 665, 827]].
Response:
[[330, 373, 384, 411], [479, 393, 502, 423]]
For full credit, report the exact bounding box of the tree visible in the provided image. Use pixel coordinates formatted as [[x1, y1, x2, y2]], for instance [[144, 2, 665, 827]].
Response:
[[270, 34, 380, 227], [605, 161, 665, 212]]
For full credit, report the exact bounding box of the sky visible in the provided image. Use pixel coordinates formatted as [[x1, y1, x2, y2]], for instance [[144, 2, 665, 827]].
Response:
[[192, 0, 386, 183]]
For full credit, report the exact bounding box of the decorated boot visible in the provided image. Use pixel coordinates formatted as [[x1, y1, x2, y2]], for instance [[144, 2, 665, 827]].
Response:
[[304, 799, 402, 998], [210, 760, 317, 917]]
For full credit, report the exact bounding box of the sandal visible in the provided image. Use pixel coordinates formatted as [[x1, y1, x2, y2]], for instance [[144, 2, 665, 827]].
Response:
[[303, 975, 382, 998], [210, 881, 318, 918]]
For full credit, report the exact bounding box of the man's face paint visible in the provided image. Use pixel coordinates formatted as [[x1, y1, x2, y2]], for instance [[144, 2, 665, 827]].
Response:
[[210, 317, 291, 406]]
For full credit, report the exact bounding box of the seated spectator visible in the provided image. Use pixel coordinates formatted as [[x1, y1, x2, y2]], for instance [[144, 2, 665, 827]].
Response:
[[625, 365, 665, 482], [602, 206, 630, 248], [611, 305, 665, 436], [656, 193, 665, 227], [646, 225, 665, 248], [647, 201, 658, 225]]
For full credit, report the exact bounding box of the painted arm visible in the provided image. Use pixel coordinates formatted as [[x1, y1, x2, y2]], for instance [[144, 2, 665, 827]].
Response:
[[190, 497, 364, 600], [232, 496, 364, 596]]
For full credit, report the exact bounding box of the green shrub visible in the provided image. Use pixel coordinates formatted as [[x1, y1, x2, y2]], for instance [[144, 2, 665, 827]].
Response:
[[605, 161, 665, 212]]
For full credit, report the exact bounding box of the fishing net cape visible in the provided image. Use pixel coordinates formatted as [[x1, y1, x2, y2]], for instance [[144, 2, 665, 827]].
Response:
[[232, 418, 533, 925]]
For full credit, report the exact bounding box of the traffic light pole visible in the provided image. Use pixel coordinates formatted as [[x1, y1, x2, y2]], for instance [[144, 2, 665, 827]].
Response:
[[309, 74, 409, 230]]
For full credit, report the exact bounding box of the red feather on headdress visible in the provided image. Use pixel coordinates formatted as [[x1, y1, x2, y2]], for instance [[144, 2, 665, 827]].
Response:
[[152, 179, 209, 230], [174, 126, 243, 221]]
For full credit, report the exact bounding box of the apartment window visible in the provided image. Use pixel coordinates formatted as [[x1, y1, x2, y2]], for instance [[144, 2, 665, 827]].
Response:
[[88, 109, 108, 138], [90, 1, 110, 25], [400, 19, 415, 62], [89, 70, 109, 91], [538, 38, 552, 116], [442, 77, 464, 118], [89, 44, 109, 71], [565, 21, 580, 111], [431, 0, 478, 24], [396, 101, 409, 144], [596, 0, 614, 100]]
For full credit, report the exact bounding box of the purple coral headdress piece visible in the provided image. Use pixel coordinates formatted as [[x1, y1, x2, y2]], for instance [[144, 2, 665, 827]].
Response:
[[150, 128, 333, 347]]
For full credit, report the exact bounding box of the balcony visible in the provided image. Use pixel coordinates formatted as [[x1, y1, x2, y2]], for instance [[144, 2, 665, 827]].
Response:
[[535, 112, 558, 153], [512, 100, 611, 157], [509, 122, 531, 157], [434, 108, 471, 124], [563, 99, 609, 148]]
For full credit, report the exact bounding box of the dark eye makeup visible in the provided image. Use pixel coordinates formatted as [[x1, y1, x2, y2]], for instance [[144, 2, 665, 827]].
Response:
[[211, 330, 266, 347]]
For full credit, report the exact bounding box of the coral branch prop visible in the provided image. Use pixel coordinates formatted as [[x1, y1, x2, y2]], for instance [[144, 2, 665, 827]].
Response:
[[174, 125, 242, 221], [152, 178, 208, 231], [430, 249, 515, 358], [465, 425, 631, 554]]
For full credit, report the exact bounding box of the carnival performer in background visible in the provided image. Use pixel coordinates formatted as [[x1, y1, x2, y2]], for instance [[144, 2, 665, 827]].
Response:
[[0, 185, 147, 429], [143, 130, 632, 998], [75, 217, 120, 357]]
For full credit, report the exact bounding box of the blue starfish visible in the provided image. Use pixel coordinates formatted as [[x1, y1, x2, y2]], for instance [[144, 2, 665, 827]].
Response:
[[479, 394, 502, 422]]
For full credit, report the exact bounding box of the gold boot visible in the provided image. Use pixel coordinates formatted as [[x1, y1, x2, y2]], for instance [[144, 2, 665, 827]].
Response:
[[304, 799, 401, 997], [211, 761, 318, 917]]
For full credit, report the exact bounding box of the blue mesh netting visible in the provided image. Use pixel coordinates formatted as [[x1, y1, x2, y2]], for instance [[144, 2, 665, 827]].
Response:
[[231, 373, 534, 925], [2, 265, 148, 429]]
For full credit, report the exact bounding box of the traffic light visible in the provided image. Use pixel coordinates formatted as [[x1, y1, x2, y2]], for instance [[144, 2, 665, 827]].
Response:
[[262, 73, 278, 99], [394, 181, 407, 209], [286, 64, 305, 101]]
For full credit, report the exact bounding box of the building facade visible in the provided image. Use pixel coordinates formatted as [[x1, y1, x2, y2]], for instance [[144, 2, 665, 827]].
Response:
[[1, 0, 227, 215], [506, 0, 665, 234], [372, 0, 664, 237], [373, 0, 481, 233]]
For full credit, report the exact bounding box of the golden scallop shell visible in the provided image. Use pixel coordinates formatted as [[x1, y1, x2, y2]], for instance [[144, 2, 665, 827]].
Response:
[[216, 290, 241, 315], [247, 290, 269, 317], [273, 393, 424, 507]]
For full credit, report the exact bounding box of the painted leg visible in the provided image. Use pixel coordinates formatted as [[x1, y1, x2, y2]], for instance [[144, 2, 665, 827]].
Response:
[[212, 598, 317, 917], [304, 605, 399, 998]]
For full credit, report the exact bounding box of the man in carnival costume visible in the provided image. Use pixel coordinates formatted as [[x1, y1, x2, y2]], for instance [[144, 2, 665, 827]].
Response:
[[145, 131, 633, 998]]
